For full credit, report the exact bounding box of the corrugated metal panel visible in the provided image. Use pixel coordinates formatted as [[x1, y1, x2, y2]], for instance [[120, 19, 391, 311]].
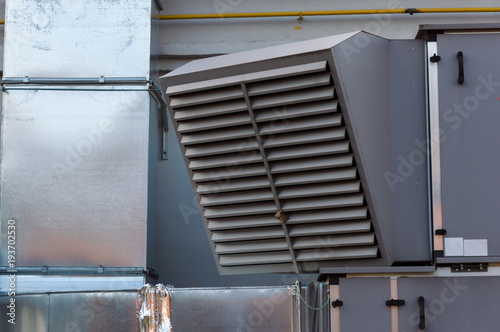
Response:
[[164, 55, 380, 273]]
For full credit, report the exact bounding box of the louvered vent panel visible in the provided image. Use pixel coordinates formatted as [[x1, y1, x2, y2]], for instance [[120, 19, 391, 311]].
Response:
[[166, 60, 379, 273]]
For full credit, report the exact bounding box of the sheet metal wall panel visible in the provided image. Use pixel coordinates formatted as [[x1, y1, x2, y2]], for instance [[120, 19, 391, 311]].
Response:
[[0, 90, 150, 267], [338, 278, 391, 332], [437, 34, 500, 257], [0, 291, 139, 332], [389, 40, 431, 262], [0, 294, 49, 332], [49, 291, 139, 332], [331, 33, 394, 264], [399, 277, 500, 331], [169, 287, 294, 331], [3, 0, 152, 78]]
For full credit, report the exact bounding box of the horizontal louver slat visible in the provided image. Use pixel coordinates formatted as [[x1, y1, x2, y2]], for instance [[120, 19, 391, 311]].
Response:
[[292, 234, 375, 249], [286, 207, 369, 225], [200, 189, 274, 206], [219, 251, 292, 266], [186, 139, 259, 158], [262, 128, 346, 148], [266, 141, 350, 161], [247, 72, 331, 96], [181, 126, 255, 145], [289, 221, 372, 237], [282, 194, 365, 211], [278, 182, 361, 199], [197, 176, 270, 194], [296, 246, 378, 261], [216, 239, 289, 254], [189, 151, 262, 170], [207, 215, 281, 230], [204, 201, 277, 218], [255, 100, 338, 122], [270, 154, 353, 173], [259, 113, 342, 135], [174, 99, 248, 121], [192, 164, 267, 182], [178, 113, 251, 133], [251, 86, 335, 109], [212, 227, 285, 242], [274, 168, 357, 186], [170, 86, 244, 108]]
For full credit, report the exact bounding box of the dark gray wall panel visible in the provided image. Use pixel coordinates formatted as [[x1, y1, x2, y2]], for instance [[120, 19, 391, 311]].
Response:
[[438, 34, 500, 257], [331, 34, 394, 263], [339, 278, 391, 332], [399, 277, 500, 332], [389, 40, 431, 262]]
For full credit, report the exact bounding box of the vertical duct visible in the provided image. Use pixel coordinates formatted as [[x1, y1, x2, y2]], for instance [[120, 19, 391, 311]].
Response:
[[0, 0, 162, 289]]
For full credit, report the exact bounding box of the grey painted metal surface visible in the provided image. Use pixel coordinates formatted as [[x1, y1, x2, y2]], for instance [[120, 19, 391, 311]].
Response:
[[398, 277, 500, 331], [389, 40, 431, 262], [338, 278, 391, 331], [3, 0, 153, 78], [169, 286, 294, 331], [0, 291, 138, 332], [330, 33, 393, 265], [437, 34, 500, 259], [0, 89, 150, 268]]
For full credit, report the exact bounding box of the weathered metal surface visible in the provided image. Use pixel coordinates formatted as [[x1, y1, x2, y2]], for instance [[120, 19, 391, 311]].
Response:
[[0, 291, 139, 332], [0, 89, 150, 268], [3, 0, 153, 78]]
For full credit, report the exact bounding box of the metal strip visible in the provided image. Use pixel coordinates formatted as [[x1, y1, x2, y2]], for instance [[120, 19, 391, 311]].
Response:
[[390, 278, 399, 332], [427, 41, 444, 251], [2, 77, 149, 85], [241, 82, 299, 273], [330, 285, 340, 332], [0, 266, 146, 276]]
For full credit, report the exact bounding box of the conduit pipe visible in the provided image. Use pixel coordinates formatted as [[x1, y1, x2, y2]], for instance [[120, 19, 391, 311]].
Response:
[[158, 7, 500, 20]]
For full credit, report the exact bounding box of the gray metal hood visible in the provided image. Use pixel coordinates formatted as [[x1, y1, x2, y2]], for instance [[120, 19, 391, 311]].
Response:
[[161, 31, 430, 274]]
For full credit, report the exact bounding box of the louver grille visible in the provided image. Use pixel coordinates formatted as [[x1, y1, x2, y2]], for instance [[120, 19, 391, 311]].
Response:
[[166, 60, 379, 273]]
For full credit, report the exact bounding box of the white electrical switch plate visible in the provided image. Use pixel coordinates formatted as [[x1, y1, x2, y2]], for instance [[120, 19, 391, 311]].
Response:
[[463, 239, 488, 256], [444, 237, 464, 256]]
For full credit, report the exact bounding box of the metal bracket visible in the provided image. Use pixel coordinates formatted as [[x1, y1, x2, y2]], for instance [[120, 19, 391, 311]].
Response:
[[386, 299, 405, 307], [154, 0, 164, 12], [331, 299, 343, 308], [451, 263, 488, 273], [430, 53, 441, 63], [435, 228, 447, 235], [148, 81, 169, 160]]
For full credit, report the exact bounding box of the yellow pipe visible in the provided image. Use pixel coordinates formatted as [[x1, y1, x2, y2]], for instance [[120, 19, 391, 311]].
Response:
[[159, 7, 500, 20], [0, 20, 4, 25]]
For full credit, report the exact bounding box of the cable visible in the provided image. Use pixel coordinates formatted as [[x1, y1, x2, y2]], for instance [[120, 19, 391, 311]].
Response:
[[295, 283, 330, 311]]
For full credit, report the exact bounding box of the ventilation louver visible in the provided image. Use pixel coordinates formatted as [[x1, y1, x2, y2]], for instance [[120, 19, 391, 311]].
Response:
[[162, 32, 396, 274]]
